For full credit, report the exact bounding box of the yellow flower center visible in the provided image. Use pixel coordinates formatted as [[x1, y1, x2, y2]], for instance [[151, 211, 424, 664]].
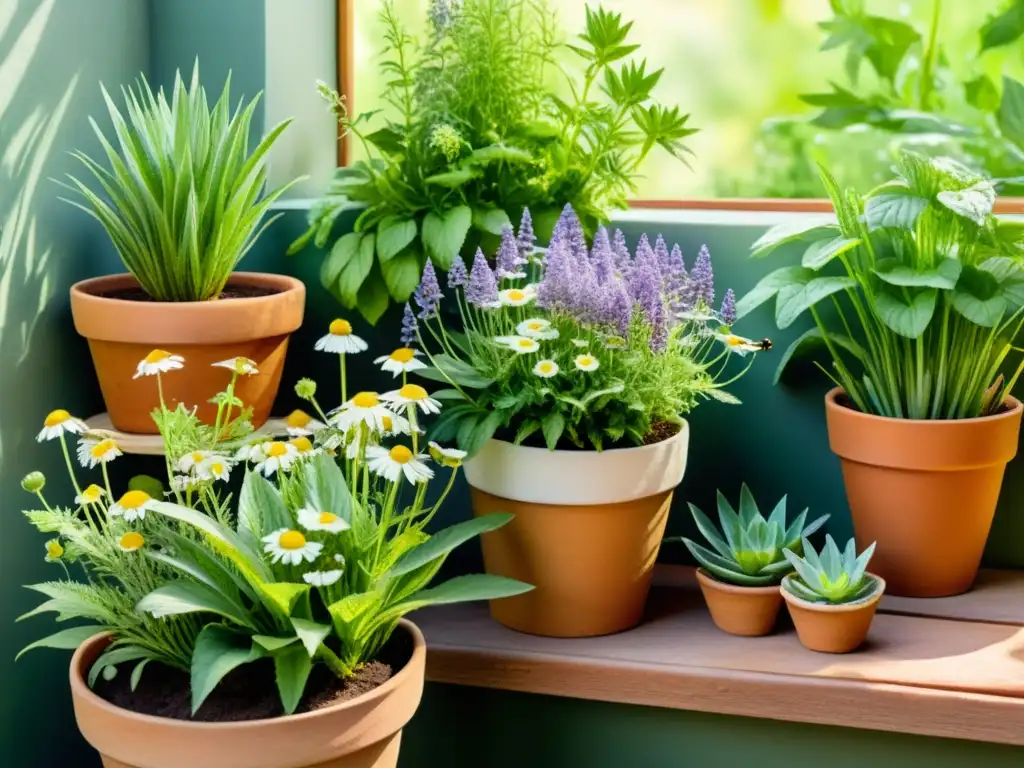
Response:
[[91, 439, 117, 458], [267, 442, 289, 458], [727, 336, 745, 347], [579, 356, 594, 366], [382, 416, 394, 432], [119, 532, 145, 551], [538, 362, 554, 373], [286, 409, 312, 428], [82, 484, 103, 502], [191, 451, 204, 463], [390, 347, 416, 363], [44, 409, 70, 427], [518, 339, 535, 348], [319, 512, 339, 524], [329, 319, 353, 336], [119, 490, 151, 509], [279, 530, 307, 550], [144, 349, 171, 364], [290, 437, 313, 453], [528, 322, 544, 331], [46, 541, 63, 558], [210, 462, 225, 475], [507, 289, 526, 302], [389, 445, 414, 464], [397, 384, 428, 401], [352, 391, 379, 408]]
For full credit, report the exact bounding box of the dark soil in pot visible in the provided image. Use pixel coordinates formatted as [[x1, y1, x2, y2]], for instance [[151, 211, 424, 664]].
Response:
[[100, 284, 281, 302], [93, 630, 413, 722]]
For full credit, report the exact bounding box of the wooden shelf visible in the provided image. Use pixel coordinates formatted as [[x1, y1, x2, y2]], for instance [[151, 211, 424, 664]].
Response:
[[83, 413, 289, 456], [417, 565, 1024, 746]]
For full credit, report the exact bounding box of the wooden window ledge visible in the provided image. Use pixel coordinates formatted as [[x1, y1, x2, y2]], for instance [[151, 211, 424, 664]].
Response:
[[416, 566, 1024, 746]]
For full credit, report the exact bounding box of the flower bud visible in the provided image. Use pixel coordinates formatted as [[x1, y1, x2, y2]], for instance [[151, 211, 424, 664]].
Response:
[[21, 471, 45, 493], [295, 378, 317, 400]]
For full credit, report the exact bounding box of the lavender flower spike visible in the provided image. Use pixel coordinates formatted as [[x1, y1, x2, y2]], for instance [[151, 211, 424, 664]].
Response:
[[591, 226, 615, 284], [666, 243, 688, 310], [448, 254, 468, 289], [691, 244, 715, 307], [466, 248, 499, 307], [553, 203, 588, 265], [719, 288, 737, 326], [401, 303, 418, 346], [496, 225, 526, 279], [654, 235, 671, 278], [517, 207, 536, 263], [612, 228, 632, 276], [413, 258, 443, 319]]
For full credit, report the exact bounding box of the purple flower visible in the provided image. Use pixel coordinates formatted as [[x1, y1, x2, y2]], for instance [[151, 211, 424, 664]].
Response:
[[448, 254, 468, 288], [401, 303, 418, 346], [719, 288, 737, 326], [634, 233, 658, 274], [496, 226, 526, 279], [612, 229, 632, 277], [629, 258, 667, 352], [608, 279, 633, 337], [591, 226, 615, 284], [466, 248, 498, 307], [538, 241, 571, 310], [654, 235, 671, 278], [690, 244, 715, 308], [413, 259, 443, 319], [648, 298, 667, 353], [551, 204, 588, 266], [517, 208, 536, 264], [572, 261, 602, 322], [666, 244, 688, 311]]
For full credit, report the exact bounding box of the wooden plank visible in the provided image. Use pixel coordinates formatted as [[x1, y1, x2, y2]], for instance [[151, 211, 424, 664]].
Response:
[[83, 413, 289, 456], [630, 198, 1024, 214], [335, 0, 354, 166]]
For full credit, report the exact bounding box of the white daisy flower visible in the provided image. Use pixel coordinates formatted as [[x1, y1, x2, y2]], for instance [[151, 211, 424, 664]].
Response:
[[262, 528, 323, 566], [297, 506, 350, 534], [381, 411, 412, 436], [334, 554, 345, 564], [36, 409, 87, 442], [303, 569, 343, 587], [331, 392, 396, 433], [77, 437, 122, 468], [284, 409, 326, 437], [574, 354, 600, 372], [366, 445, 434, 485], [570, 338, 590, 348], [381, 384, 442, 415], [533, 359, 559, 378], [75, 484, 107, 506], [133, 349, 184, 378], [212, 357, 259, 376], [517, 318, 559, 340], [315, 319, 368, 355], [198, 459, 232, 483], [118, 531, 145, 553], [715, 333, 770, 356], [176, 450, 218, 474], [169, 474, 201, 493], [499, 287, 534, 307], [494, 335, 540, 354], [109, 490, 156, 522], [428, 441, 467, 468], [235, 442, 269, 463], [374, 347, 427, 377], [288, 436, 321, 457], [254, 441, 300, 477]]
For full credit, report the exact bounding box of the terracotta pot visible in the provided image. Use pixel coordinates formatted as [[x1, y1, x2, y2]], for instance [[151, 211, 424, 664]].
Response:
[[782, 573, 885, 653], [694, 568, 783, 637], [69, 621, 425, 768], [825, 388, 1022, 598], [70, 272, 305, 434], [464, 425, 689, 637]]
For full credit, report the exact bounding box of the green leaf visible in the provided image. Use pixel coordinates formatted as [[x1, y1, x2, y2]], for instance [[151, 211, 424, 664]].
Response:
[[980, 256, 1024, 307], [355, 262, 390, 325], [16, 625, 103, 661], [874, 257, 962, 290], [130, 659, 150, 692], [320, 232, 361, 294], [864, 187, 928, 230], [422, 206, 472, 270], [462, 410, 502, 457], [128, 475, 164, 499], [364, 126, 405, 154], [937, 182, 996, 226], [380, 247, 422, 302], [190, 625, 263, 714], [468, 144, 534, 165], [336, 233, 376, 306], [801, 236, 860, 269], [981, 3, 1024, 52], [274, 643, 313, 715], [750, 221, 838, 258], [88, 646, 151, 688], [775, 276, 857, 329], [424, 167, 480, 187], [415, 354, 493, 388], [259, 582, 312, 618], [998, 76, 1024, 149], [237, 469, 291, 551], [137, 581, 254, 628], [377, 216, 418, 263], [376, 574, 534, 627], [252, 635, 300, 652], [953, 265, 1006, 326], [875, 286, 938, 338], [299, 453, 352, 526], [388, 513, 515, 579], [735, 266, 814, 319], [774, 328, 865, 386], [688, 503, 732, 559], [290, 618, 331, 658], [541, 411, 565, 450], [965, 75, 1001, 112], [472, 207, 512, 235]]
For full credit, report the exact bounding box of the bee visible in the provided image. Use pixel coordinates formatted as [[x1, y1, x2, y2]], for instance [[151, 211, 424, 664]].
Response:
[[758, 338, 773, 351]]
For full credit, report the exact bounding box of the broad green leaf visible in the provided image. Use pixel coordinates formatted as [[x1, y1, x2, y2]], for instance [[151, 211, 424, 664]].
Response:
[[364, 126, 404, 154], [377, 216, 418, 263], [151, 501, 271, 581], [387, 513, 515, 579], [801, 236, 860, 269], [137, 581, 254, 628], [965, 75, 1001, 112], [274, 644, 313, 715], [422, 206, 472, 269], [320, 232, 361, 294], [336, 233, 376, 307], [355, 262, 390, 325], [980, 256, 1024, 307], [750, 220, 838, 258], [259, 582, 312, 618], [424, 167, 480, 187], [999, 76, 1024, 149], [953, 265, 1005, 326], [299, 453, 352, 525], [291, 618, 331, 658], [16, 625, 104, 661], [737, 484, 759, 526], [237, 469, 291, 550], [415, 354, 494, 388], [937, 182, 996, 226], [874, 257, 962, 290], [875, 286, 937, 338], [681, 539, 779, 586], [774, 328, 865, 385], [469, 144, 534, 165], [735, 266, 814, 319], [130, 659, 150, 692], [863, 186, 928, 230], [542, 411, 565, 450], [380, 247, 422, 302], [472, 207, 512, 235], [372, 574, 534, 630], [191, 625, 264, 714], [980, 3, 1024, 51], [88, 646, 151, 688], [253, 635, 299, 652], [462, 410, 503, 457], [775, 276, 857, 329], [688, 503, 732, 559]]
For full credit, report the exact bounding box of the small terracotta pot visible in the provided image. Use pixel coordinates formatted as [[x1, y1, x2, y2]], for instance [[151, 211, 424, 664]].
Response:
[[781, 573, 885, 653], [464, 425, 689, 638], [70, 272, 305, 434], [70, 621, 425, 768], [825, 388, 1022, 598], [694, 568, 783, 637]]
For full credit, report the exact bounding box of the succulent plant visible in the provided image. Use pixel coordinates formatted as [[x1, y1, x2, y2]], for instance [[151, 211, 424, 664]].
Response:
[[674, 484, 829, 587], [782, 535, 879, 605]]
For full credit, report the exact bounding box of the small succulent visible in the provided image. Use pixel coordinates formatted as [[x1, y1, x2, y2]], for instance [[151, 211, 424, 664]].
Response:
[[782, 535, 879, 605], [674, 484, 829, 586]]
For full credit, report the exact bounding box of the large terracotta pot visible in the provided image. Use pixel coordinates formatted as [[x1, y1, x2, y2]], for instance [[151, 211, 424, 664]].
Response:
[[825, 388, 1022, 597], [70, 272, 305, 434], [464, 425, 689, 637], [695, 568, 783, 637], [70, 621, 425, 768], [782, 573, 885, 653]]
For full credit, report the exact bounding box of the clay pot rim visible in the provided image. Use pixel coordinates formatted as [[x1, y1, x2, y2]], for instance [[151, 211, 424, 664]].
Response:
[[695, 567, 782, 595], [70, 272, 304, 309], [825, 387, 1023, 426], [780, 572, 886, 612], [490, 418, 689, 456], [68, 619, 425, 730]]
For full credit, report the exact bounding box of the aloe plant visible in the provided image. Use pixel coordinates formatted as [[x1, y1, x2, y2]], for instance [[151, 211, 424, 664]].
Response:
[[782, 535, 879, 604], [671, 484, 829, 586]]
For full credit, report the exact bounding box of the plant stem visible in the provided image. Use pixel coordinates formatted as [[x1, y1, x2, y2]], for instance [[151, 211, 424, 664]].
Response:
[[919, 0, 942, 111]]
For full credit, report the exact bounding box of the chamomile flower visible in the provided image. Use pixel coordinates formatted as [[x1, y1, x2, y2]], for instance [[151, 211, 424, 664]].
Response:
[[254, 441, 300, 477], [133, 349, 184, 378], [494, 335, 540, 354], [574, 354, 600, 372], [289, 436, 321, 458], [517, 318, 559, 340], [533, 359, 559, 378], [235, 441, 269, 463], [169, 474, 201, 493], [198, 459, 231, 483], [715, 333, 771, 356], [118, 531, 145, 553], [212, 357, 259, 376], [570, 338, 589, 348], [36, 409, 87, 442], [303, 569, 343, 587], [175, 450, 218, 474], [284, 409, 326, 437], [331, 391, 395, 433], [381, 411, 412, 437], [366, 445, 434, 485], [297, 506, 350, 534], [499, 287, 534, 307], [109, 490, 156, 522], [44, 539, 64, 562], [77, 437, 122, 468], [315, 319, 368, 354], [428, 441, 467, 468], [75, 484, 106, 506], [262, 528, 323, 566], [381, 384, 442, 415], [375, 347, 427, 377]]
